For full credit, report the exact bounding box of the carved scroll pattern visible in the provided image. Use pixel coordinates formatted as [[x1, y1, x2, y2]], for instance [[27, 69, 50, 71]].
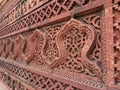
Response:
[[113, 4, 120, 87], [56, 19, 102, 78]]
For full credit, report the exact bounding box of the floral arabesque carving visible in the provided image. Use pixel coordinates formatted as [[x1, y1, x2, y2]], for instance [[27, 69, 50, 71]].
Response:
[[25, 29, 46, 64], [56, 19, 102, 78]]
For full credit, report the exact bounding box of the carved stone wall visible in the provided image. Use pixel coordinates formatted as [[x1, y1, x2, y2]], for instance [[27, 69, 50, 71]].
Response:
[[0, 0, 119, 90], [113, 2, 120, 89]]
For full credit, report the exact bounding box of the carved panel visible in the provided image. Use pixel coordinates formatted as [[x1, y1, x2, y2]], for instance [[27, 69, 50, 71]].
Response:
[[55, 19, 102, 80], [0, 12, 104, 89], [42, 22, 65, 67]]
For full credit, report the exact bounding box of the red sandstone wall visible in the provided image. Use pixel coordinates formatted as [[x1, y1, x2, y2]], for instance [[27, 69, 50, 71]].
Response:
[[0, 0, 119, 90]]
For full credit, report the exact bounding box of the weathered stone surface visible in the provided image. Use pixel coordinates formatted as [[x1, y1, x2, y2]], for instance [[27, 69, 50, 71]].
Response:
[[0, 0, 119, 90]]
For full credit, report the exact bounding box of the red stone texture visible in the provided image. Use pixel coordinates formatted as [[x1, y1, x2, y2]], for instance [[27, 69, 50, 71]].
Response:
[[0, 0, 119, 90]]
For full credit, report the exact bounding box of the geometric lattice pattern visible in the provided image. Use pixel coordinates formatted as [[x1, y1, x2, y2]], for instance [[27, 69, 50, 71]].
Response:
[[0, 60, 104, 90]]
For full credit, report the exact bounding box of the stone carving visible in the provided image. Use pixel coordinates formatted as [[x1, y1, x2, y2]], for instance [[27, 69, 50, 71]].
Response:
[[0, 72, 32, 90], [12, 34, 26, 60], [22, 0, 28, 14], [15, 5, 21, 19], [0, 0, 118, 89], [0, 39, 5, 57], [83, 14, 102, 69], [0, 0, 96, 37], [56, 19, 102, 78], [0, 60, 104, 90], [29, 0, 36, 8], [42, 23, 65, 67], [4, 37, 14, 58], [113, 3, 120, 87], [26, 29, 46, 64]]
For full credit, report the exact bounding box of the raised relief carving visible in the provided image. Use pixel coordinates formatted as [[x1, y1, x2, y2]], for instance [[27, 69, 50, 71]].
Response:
[[25, 29, 46, 64], [83, 14, 103, 72], [56, 19, 102, 78], [12, 34, 26, 60]]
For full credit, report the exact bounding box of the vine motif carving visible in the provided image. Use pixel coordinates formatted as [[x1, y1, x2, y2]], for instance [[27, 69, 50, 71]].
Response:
[[56, 19, 102, 78]]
